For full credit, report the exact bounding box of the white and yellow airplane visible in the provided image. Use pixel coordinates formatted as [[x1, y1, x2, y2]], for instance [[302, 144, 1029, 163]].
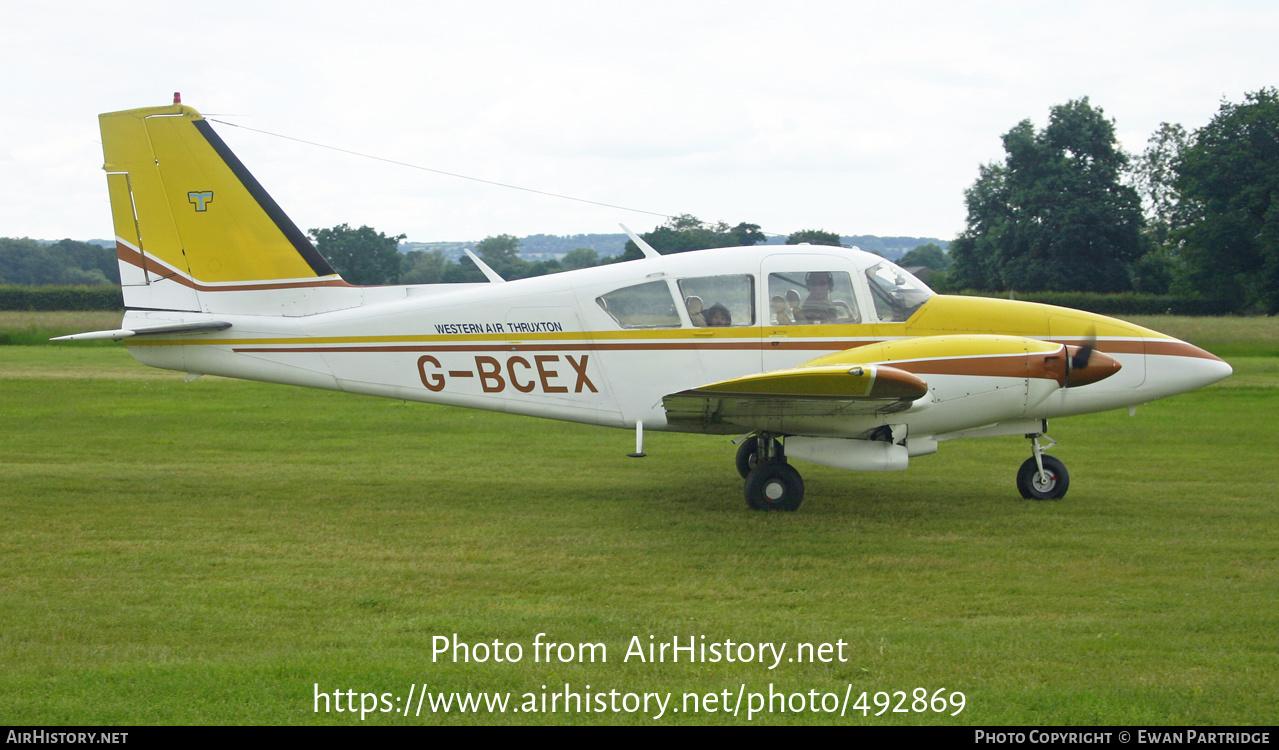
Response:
[[59, 99, 1232, 511]]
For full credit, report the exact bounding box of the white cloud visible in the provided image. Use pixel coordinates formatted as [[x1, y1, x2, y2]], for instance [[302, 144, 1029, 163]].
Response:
[[3, 0, 1278, 241]]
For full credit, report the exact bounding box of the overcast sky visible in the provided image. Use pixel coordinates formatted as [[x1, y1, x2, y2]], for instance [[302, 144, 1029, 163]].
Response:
[[3, 1, 1277, 245]]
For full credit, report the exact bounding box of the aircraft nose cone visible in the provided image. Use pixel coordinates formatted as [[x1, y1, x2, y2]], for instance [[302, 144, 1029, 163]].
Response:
[[1065, 346, 1122, 387], [1142, 339, 1233, 398], [1173, 341, 1233, 389]]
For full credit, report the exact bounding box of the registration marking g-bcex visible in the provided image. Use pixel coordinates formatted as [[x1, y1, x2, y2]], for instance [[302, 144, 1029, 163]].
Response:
[[417, 353, 597, 395]]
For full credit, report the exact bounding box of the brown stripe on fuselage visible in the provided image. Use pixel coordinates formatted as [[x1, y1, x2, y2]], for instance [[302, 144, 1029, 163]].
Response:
[[890, 353, 1049, 381], [1142, 339, 1224, 361], [233, 341, 777, 354], [1054, 337, 1220, 360], [211, 332, 1206, 366], [227, 337, 1158, 355], [1051, 338, 1143, 355]]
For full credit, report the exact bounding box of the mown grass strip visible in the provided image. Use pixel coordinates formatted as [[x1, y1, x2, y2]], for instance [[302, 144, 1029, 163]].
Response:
[[1, 345, 1275, 725]]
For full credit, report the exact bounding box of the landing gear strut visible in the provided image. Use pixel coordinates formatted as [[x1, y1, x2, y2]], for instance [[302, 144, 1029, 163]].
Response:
[[1017, 433, 1069, 500], [735, 434, 784, 478], [740, 433, 804, 511]]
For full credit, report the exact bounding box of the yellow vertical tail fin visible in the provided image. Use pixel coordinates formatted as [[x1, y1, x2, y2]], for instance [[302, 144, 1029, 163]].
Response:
[[99, 101, 345, 312]]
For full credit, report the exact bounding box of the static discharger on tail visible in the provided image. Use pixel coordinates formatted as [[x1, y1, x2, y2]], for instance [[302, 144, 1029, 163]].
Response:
[[58, 95, 1233, 511]]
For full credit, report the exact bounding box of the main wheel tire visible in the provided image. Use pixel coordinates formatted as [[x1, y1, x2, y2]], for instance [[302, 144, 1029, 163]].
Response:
[[736, 437, 783, 479], [745, 461, 805, 512], [1016, 455, 1070, 500]]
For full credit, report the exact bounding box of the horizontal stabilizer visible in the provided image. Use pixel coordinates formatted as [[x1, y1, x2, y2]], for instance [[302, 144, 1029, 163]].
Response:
[[51, 321, 232, 342]]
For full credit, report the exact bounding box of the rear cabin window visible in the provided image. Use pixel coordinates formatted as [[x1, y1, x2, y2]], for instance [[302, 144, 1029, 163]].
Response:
[[677, 274, 755, 327], [596, 280, 681, 329]]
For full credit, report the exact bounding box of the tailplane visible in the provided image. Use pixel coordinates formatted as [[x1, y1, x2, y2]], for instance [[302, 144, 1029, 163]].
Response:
[[100, 98, 346, 313]]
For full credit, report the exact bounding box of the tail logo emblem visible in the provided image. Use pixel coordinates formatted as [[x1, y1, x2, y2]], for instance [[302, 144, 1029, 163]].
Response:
[[187, 191, 214, 212]]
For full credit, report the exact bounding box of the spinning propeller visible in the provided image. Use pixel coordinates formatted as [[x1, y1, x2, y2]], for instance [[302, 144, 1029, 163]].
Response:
[[1066, 327, 1097, 388], [1062, 327, 1120, 388]]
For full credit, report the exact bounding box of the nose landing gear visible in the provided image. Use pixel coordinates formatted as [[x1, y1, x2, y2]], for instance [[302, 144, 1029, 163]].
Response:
[[1017, 433, 1070, 500]]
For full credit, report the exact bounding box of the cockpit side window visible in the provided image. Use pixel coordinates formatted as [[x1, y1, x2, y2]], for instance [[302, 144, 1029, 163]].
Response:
[[767, 271, 860, 325], [595, 280, 681, 329], [676, 274, 755, 327], [864, 262, 933, 322]]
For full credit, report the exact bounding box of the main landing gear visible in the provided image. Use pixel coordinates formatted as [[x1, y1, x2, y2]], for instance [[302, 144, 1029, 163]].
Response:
[[1017, 433, 1070, 500], [737, 433, 804, 512], [735, 431, 1070, 509]]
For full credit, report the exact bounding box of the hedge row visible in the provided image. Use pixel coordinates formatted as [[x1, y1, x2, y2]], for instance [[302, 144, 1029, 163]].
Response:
[[0, 285, 123, 311], [955, 291, 1236, 316]]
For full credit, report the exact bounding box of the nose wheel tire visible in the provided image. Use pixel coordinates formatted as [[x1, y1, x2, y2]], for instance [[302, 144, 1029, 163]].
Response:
[[736, 436, 784, 479], [1016, 455, 1069, 500], [745, 461, 805, 512]]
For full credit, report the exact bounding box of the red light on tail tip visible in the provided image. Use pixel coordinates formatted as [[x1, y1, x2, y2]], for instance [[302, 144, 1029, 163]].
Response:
[[173, 92, 182, 104]]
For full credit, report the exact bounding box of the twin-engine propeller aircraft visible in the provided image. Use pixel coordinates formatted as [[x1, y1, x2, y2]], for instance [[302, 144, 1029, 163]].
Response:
[[60, 99, 1233, 511]]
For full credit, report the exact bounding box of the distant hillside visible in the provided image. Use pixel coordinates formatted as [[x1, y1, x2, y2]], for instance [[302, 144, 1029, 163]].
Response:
[[398, 241, 474, 261], [842, 236, 949, 260], [401, 233, 948, 261], [758, 235, 949, 260], [515, 233, 630, 260], [401, 233, 629, 261]]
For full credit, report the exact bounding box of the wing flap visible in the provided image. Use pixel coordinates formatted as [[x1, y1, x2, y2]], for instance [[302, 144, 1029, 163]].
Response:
[[662, 363, 928, 434]]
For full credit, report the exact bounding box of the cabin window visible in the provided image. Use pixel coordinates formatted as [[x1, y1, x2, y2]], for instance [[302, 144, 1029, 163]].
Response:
[[767, 271, 860, 325], [864, 262, 932, 322], [595, 280, 681, 329], [677, 274, 755, 327]]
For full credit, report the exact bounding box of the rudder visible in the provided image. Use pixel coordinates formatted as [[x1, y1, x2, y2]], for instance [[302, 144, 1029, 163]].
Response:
[[100, 101, 344, 312]]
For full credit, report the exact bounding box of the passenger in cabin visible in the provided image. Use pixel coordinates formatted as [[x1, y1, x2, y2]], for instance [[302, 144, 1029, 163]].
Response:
[[685, 296, 706, 326], [785, 289, 803, 323], [770, 295, 792, 325], [800, 271, 853, 324], [704, 303, 732, 327]]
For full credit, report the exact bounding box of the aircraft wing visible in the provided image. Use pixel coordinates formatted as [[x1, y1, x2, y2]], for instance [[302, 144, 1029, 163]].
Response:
[[662, 362, 929, 434]]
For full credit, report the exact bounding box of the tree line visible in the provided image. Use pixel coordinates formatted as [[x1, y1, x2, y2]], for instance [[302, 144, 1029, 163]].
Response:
[[947, 89, 1279, 314], [8, 89, 1275, 313], [0, 238, 119, 286], [0, 222, 861, 289], [331, 219, 867, 286]]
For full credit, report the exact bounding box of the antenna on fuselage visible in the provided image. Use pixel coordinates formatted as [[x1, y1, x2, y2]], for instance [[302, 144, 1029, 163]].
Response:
[[462, 248, 506, 283], [620, 224, 661, 260]]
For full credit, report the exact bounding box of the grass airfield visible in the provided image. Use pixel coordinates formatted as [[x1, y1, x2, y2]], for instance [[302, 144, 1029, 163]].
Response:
[[1, 314, 1276, 725]]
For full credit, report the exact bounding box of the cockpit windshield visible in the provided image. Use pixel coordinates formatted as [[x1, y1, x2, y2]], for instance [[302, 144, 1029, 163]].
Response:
[[864, 261, 933, 322]]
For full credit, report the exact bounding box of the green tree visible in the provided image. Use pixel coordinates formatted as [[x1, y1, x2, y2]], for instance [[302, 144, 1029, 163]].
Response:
[[475, 234, 527, 279], [1174, 88, 1279, 313], [0, 238, 119, 286], [786, 229, 843, 246], [1125, 122, 1193, 294], [476, 234, 520, 265], [524, 258, 563, 277], [949, 99, 1144, 292], [308, 224, 405, 285], [616, 214, 765, 261], [730, 222, 767, 246], [400, 249, 450, 284], [444, 258, 487, 283], [899, 243, 950, 271], [947, 162, 1010, 289], [560, 247, 600, 271], [1132, 122, 1192, 247]]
